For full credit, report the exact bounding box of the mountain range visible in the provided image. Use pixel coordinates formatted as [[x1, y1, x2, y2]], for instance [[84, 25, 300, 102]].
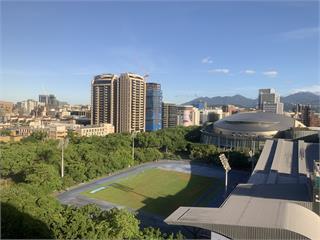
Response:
[[184, 91, 320, 111]]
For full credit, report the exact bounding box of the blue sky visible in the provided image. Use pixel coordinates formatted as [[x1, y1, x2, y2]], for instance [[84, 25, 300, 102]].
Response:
[[1, 1, 319, 104]]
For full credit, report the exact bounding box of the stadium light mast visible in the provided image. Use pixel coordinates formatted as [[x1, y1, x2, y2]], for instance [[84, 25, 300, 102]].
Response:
[[248, 149, 255, 173], [58, 137, 69, 178], [219, 154, 231, 194]]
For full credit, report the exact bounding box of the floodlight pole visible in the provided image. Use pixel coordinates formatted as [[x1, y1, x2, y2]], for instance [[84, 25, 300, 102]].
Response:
[[219, 154, 231, 196], [59, 137, 69, 178], [225, 169, 228, 193], [61, 144, 64, 178]]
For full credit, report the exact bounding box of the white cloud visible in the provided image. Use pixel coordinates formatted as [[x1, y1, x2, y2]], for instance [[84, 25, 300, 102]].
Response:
[[263, 70, 278, 77], [281, 27, 319, 40], [201, 56, 213, 64], [242, 69, 256, 75], [208, 68, 230, 74], [291, 85, 320, 94]]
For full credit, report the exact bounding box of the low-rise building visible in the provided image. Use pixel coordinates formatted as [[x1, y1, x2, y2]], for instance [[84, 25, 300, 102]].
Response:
[[177, 105, 200, 126], [200, 108, 224, 124], [77, 123, 114, 137], [46, 125, 67, 139], [0, 101, 14, 114]]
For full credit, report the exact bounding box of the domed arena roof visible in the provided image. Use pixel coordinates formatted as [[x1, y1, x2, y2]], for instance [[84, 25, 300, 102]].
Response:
[[214, 112, 300, 136]]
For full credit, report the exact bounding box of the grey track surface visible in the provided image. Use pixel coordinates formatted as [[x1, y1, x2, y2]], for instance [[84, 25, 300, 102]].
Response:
[[57, 160, 249, 237]]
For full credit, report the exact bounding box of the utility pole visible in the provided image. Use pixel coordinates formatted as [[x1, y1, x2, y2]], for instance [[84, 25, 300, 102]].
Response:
[[58, 137, 69, 178]]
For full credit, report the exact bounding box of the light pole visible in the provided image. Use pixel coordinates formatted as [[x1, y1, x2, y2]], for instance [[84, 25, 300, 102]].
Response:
[[58, 137, 69, 178], [132, 131, 137, 160], [248, 149, 255, 173], [219, 154, 231, 195]]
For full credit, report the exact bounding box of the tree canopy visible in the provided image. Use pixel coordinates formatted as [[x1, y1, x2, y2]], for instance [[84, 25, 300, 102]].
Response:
[[1, 126, 255, 239]]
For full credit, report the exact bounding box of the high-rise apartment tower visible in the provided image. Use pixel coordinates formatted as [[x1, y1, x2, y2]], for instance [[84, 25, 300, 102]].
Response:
[[91, 73, 146, 133], [162, 103, 178, 128], [118, 73, 146, 133], [91, 74, 118, 126]]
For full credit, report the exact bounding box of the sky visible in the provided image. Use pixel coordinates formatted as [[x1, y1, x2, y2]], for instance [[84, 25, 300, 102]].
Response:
[[1, 1, 319, 104]]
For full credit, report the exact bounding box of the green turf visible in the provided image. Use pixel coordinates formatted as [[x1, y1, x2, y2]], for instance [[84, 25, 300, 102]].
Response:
[[82, 168, 223, 217]]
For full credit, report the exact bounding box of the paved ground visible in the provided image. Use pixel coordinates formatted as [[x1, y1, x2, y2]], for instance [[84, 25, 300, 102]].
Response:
[[57, 160, 250, 238]]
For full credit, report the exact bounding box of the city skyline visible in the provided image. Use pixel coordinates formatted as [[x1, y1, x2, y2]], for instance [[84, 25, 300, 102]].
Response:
[[1, 1, 319, 104]]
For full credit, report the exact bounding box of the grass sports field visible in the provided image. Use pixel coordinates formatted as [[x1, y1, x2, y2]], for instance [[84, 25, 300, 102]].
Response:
[[82, 168, 223, 217]]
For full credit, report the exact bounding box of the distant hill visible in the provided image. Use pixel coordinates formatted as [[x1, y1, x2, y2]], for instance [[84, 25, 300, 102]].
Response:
[[184, 94, 257, 108], [282, 92, 320, 112], [281, 92, 319, 105], [184, 91, 320, 111]]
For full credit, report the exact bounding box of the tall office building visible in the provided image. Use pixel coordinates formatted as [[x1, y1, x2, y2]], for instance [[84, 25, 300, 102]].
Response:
[[39, 95, 49, 105], [146, 83, 162, 131], [162, 103, 178, 128], [258, 88, 284, 114], [118, 73, 146, 133], [39, 94, 60, 108], [91, 74, 118, 126]]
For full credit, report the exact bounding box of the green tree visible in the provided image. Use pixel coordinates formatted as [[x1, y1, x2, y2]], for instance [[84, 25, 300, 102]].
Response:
[[0, 129, 11, 136], [100, 208, 140, 239], [23, 163, 62, 192], [188, 143, 218, 162], [23, 131, 48, 142]]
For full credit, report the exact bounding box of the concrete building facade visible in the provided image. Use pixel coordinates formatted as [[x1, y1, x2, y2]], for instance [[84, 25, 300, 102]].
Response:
[[177, 105, 200, 126], [91, 74, 118, 127], [117, 73, 146, 133], [258, 88, 284, 114], [16, 99, 39, 115], [77, 123, 114, 137], [91, 73, 146, 133], [162, 103, 178, 128], [0, 101, 14, 115]]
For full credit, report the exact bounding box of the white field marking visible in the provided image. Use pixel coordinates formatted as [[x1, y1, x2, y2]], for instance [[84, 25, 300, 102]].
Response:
[[90, 186, 106, 194]]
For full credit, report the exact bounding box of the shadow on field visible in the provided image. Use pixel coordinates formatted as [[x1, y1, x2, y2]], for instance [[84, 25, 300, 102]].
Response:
[[137, 161, 249, 239], [1, 202, 54, 239], [110, 182, 148, 198]]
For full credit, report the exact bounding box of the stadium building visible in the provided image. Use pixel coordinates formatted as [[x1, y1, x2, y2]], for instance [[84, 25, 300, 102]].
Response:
[[166, 139, 320, 239], [201, 112, 305, 152]]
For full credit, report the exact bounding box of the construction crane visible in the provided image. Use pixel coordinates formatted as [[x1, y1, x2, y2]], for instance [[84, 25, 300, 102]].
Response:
[[144, 74, 150, 82], [133, 54, 150, 82]]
